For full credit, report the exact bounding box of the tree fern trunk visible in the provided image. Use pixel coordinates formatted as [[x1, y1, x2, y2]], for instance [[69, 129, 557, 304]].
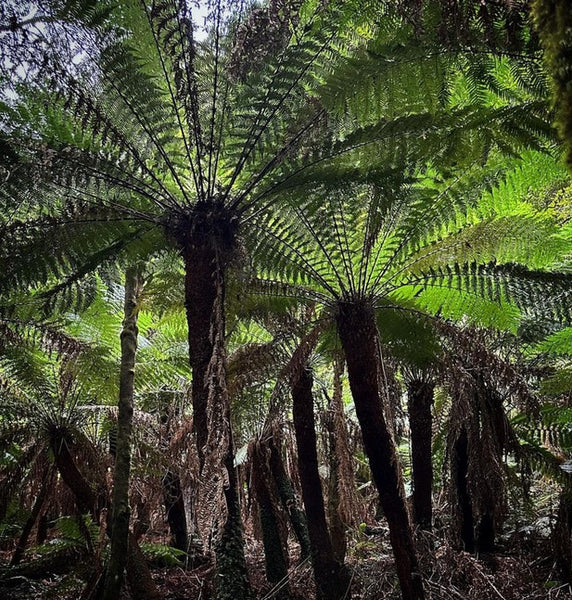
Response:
[[183, 242, 219, 469], [181, 220, 251, 600], [103, 265, 142, 600], [336, 301, 424, 600], [162, 471, 189, 553], [268, 433, 311, 560], [292, 367, 350, 600], [452, 427, 475, 553], [251, 440, 290, 591], [407, 379, 434, 530], [10, 467, 54, 566]]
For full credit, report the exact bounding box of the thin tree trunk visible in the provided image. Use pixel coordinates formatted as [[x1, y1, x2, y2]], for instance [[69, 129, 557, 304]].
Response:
[[268, 434, 311, 560], [337, 301, 424, 600], [162, 471, 189, 553], [292, 367, 350, 600], [10, 467, 55, 565], [51, 434, 159, 600], [103, 266, 142, 600], [407, 379, 434, 530]]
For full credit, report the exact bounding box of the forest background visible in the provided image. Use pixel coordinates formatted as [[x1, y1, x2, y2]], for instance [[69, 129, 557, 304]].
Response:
[[1, 1, 572, 599]]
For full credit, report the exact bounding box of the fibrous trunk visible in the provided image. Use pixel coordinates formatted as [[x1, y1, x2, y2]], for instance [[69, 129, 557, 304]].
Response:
[[268, 432, 311, 559], [251, 440, 289, 591], [103, 266, 142, 600], [181, 216, 251, 600], [291, 367, 350, 600], [336, 301, 424, 600], [10, 467, 54, 566], [162, 471, 189, 553], [452, 427, 475, 552], [407, 379, 434, 530]]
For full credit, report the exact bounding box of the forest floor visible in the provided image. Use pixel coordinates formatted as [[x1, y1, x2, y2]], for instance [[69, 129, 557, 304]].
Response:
[[1, 521, 571, 600]]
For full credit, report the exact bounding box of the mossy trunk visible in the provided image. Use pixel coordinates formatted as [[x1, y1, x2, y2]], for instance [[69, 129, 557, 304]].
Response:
[[336, 301, 424, 600], [51, 433, 159, 600], [407, 379, 434, 530], [268, 436, 311, 560], [292, 367, 350, 600], [103, 266, 142, 600], [251, 440, 290, 591], [216, 415, 252, 600]]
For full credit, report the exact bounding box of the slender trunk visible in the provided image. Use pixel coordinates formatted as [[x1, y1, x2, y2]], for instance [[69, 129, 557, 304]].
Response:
[[216, 411, 252, 600], [268, 434, 311, 560], [336, 301, 424, 600], [251, 440, 290, 590], [162, 471, 189, 553], [52, 434, 158, 600], [452, 427, 475, 552], [407, 379, 434, 530], [292, 367, 350, 600], [103, 266, 142, 600], [11, 467, 54, 565]]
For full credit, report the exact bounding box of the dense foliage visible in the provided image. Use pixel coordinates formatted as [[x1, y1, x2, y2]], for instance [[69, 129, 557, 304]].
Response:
[[1, 1, 572, 599]]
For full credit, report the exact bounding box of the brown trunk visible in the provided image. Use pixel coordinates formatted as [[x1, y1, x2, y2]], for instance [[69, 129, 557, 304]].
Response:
[[162, 471, 189, 553], [292, 367, 350, 600], [554, 482, 572, 583], [10, 467, 55, 565], [181, 214, 251, 600], [103, 265, 142, 600], [51, 437, 106, 520], [336, 300, 424, 600], [268, 434, 311, 560], [51, 434, 159, 600], [325, 408, 347, 563], [452, 427, 475, 552], [407, 379, 434, 530], [183, 241, 218, 469], [251, 440, 290, 590]]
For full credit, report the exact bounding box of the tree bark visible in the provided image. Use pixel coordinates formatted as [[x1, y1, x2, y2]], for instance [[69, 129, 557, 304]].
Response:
[[452, 427, 475, 553], [103, 266, 142, 600], [183, 241, 219, 470], [10, 467, 54, 565], [251, 440, 290, 591], [407, 379, 434, 530], [51, 433, 159, 600], [292, 367, 350, 600], [336, 300, 424, 600], [162, 471, 189, 553], [268, 434, 311, 560], [181, 216, 251, 600]]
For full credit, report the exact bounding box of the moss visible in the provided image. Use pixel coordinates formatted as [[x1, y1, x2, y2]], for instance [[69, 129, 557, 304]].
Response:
[[215, 512, 253, 600], [533, 0, 572, 168]]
